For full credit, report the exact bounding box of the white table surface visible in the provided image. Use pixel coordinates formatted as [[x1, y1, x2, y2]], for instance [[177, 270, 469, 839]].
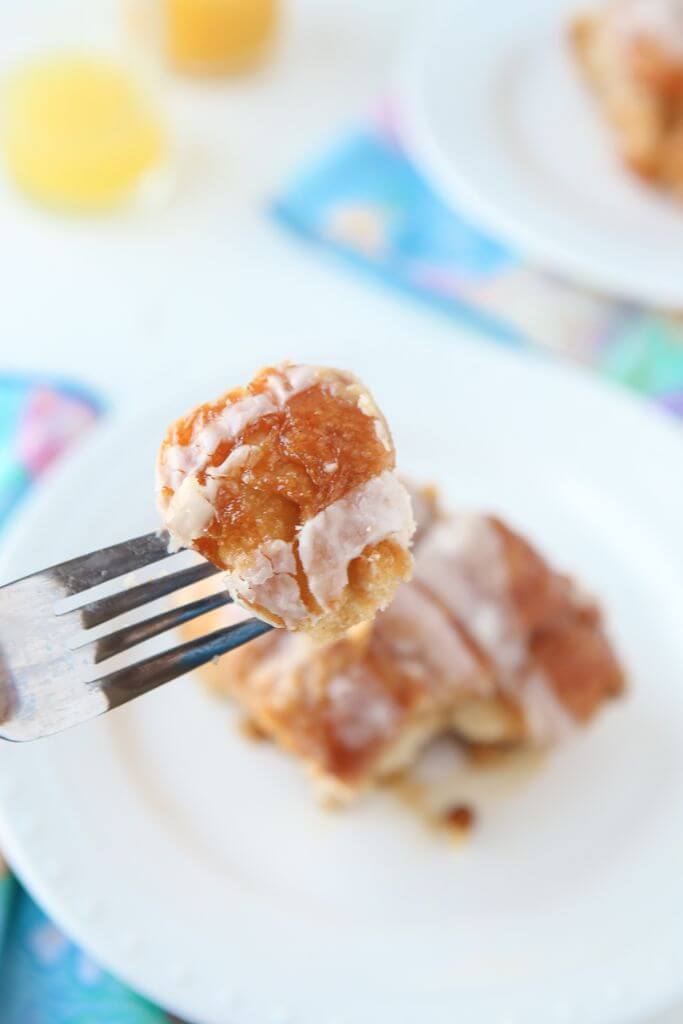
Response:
[[0, 2, 680, 1021]]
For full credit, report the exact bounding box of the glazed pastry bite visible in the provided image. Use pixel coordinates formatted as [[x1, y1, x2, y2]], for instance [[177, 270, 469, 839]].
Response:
[[571, 0, 683, 192], [157, 362, 415, 639]]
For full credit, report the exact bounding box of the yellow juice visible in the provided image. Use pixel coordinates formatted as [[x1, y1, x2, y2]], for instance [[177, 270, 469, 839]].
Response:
[[2, 54, 166, 211], [133, 0, 278, 75]]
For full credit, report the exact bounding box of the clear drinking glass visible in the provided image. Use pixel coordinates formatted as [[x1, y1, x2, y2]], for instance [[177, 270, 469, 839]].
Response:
[[129, 0, 279, 76], [0, 1, 173, 214]]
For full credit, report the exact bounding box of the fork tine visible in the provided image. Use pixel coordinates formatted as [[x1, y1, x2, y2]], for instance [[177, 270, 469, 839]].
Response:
[[49, 532, 174, 595], [91, 590, 233, 662], [97, 618, 274, 710], [76, 561, 222, 628]]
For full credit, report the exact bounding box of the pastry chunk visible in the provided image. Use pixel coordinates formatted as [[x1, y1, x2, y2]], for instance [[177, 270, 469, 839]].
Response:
[[413, 514, 624, 745], [186, 498, 625, 802], [157, 362, 415, 639], [571, 0, 683, 191]]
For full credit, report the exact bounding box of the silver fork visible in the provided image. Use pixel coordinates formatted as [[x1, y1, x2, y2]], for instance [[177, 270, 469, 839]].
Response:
[[0, 532, 272, 742]]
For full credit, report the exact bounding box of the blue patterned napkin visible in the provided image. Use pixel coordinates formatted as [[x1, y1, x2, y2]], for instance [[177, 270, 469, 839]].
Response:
[[273, 108, 683, 412]]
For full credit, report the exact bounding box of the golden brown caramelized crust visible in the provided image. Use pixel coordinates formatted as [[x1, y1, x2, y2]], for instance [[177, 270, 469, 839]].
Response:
[[157, 363, 414, 640], [414, 514, 625, 746], [571, 0, 683, 191], [186, 494, 625, 802]]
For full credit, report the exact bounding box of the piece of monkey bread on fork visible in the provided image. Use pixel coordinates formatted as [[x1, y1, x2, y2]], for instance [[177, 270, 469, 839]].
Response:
[[157, 362, 415, 641]]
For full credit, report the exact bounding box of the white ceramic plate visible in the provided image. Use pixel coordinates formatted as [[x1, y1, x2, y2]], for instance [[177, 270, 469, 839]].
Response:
[[1, 334, 683, 1024], [399, 0, 683, 308]]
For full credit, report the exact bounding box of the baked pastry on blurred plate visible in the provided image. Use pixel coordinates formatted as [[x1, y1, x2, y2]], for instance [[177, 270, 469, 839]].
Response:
[[183, 483, 625, 804], [572, 0, 683, 192]]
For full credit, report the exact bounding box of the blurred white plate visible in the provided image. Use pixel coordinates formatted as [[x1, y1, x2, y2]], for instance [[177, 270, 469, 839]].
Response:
[[400, 0, 683, 308], [1, 334, 683, 1024]]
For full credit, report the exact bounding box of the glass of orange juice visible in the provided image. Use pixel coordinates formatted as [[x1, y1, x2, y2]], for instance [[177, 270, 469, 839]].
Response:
[[1, 51, 170, 213], [130, 0, 278, 76]]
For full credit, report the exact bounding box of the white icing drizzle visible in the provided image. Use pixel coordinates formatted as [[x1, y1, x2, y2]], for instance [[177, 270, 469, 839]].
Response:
[[226, 539, 309, 628], [213, 469, 414, 627], [159, 447, 262, 551], [160, 391, 275, 493], [326, 669, 400, 750], [415, 515, 526, 677], [297, 470, 415, 611], [163, 475, 218, 552], [414, 514, 575, 742], [375, 583, 491, 698], [264, 363, 322, 404], [157, 363, 322, 492], [610, 0, 683, 57], [206, 443, 260, 479], [226, 470, 414, 626]]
